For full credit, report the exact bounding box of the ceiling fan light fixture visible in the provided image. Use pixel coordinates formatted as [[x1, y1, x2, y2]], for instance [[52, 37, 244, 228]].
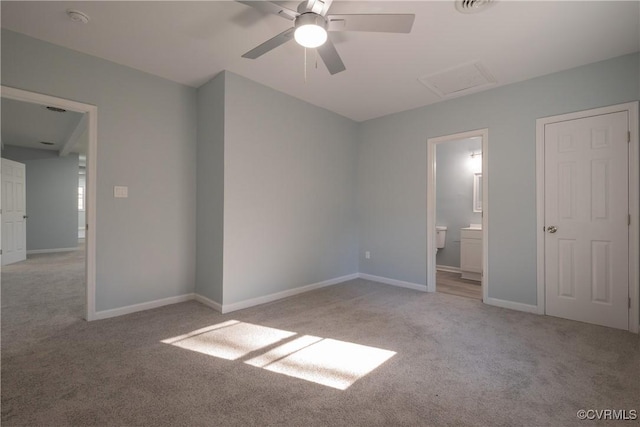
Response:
[[294, 13, 327, 48], [294, 25, 327, 48]]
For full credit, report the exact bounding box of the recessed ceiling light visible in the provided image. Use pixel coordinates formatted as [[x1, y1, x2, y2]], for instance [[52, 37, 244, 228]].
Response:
[[66, 9, 90, 24], [40, 141, 55, 146], [46, 106, 67, 113]]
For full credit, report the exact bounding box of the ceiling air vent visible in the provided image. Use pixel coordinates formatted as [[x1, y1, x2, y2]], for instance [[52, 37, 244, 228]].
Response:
[[46, 106, 67, 113], [455, 0, 495, 14], [418, 61, 496, 99]]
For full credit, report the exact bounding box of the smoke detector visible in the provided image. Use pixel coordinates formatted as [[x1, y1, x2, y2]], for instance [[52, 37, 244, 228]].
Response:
[[66, 9, 90, 24], [455, 0, 495, 14]]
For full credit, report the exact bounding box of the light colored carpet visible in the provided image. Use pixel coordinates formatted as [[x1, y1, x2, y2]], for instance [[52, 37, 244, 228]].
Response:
[[2, 249, 639, 426]]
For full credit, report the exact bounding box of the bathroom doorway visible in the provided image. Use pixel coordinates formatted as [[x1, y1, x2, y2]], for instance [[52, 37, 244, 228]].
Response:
[[427, 129, 488, 302]]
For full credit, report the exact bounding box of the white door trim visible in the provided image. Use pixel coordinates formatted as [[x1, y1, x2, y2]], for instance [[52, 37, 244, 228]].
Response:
[[1, 85, 99, 321], [536, 101, 639, 333], [427, 128, 489, 303]]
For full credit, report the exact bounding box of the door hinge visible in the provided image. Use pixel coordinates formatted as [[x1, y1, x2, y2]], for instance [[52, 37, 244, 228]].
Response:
[[629, 214, 631, 226], [628, 131, 631, 143], [630, 297, 632, 309], [0, 249, 3, 255]]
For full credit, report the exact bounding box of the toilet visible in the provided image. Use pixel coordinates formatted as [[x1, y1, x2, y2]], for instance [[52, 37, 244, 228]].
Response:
[[436, 226, 447, 253]]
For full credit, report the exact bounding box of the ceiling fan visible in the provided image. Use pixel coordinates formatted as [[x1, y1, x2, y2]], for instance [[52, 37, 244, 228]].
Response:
[[237, 0, 415, 75]]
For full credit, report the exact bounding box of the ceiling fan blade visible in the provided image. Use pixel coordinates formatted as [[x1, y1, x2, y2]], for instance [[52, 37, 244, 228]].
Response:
[[317, 38, 346, 75], [242, 28, 295, 59], [327, 14, 415, 33], [236, 1, 298, 21]]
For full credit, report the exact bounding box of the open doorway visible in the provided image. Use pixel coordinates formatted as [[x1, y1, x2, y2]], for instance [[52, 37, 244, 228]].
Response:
[[1, 86, 97, 320], [427, 129, 488, 302]]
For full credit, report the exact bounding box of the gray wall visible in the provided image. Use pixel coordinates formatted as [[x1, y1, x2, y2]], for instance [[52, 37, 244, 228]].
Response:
[[196, 72, 225, 304], [358, 53, 639, 306], [2, 146, 78, 251], [2, 28, 637, 314], [436, 138, 482, 268], [222, 72, 359, 305], [2, 30, 197, 311]]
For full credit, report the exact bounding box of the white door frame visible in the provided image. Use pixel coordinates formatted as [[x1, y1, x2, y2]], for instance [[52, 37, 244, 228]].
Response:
[[427, 128, 489, 303], [1, 86, 99, 321], [536, 101, 639, 333]]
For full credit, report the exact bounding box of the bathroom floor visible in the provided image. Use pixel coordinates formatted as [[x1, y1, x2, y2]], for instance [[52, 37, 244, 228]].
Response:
[[436, 270, 482, 300]]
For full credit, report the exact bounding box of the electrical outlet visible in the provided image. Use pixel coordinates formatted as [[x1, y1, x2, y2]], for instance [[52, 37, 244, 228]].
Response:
[[365, 251, 370, 259]]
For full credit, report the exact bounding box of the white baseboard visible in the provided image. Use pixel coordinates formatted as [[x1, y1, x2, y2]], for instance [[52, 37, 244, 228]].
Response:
[[358, 273, 427, 292], [221, 273, 359, 314], [484, 297, 538, 314], [194, 293, 222, 313], [27, 247, 78, 255], [92, 274, 358, 320], [88, 273, 542, 321], [436, 265, 461, 273], [94, 293, 195, 320]]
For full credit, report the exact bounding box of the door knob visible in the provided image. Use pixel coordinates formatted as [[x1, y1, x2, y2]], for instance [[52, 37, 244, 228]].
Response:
[[547, 225, 557, 233], [23, 215, 28, 219]]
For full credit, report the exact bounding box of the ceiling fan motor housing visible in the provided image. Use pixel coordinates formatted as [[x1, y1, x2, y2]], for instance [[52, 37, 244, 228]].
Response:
[[297, 0, 331, 16], [295, 12, 327, 31]]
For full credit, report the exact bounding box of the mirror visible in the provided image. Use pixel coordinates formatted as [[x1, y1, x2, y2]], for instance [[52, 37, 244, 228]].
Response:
[[473, 173, 482, 212]]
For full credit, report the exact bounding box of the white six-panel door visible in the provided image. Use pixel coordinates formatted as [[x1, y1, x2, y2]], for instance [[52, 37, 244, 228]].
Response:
[[1, 158, 27, 266], [544, 111, 629, 330]]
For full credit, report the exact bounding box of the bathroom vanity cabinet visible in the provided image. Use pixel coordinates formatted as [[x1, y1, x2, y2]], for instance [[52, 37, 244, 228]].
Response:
[[460, 227, 482, 281]]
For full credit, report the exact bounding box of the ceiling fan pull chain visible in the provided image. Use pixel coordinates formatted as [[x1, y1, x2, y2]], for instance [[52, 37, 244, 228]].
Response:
[[304, 47, 307, 83]]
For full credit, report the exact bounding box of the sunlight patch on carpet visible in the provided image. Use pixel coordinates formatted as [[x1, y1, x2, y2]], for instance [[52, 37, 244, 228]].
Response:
[[161, 320, 296, 360], [250, 337, 396, 390], [162, 320, 396, 390]]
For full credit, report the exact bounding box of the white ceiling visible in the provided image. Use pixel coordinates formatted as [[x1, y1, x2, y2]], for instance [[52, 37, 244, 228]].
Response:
[[2, 1, 638, 122], [1, 97, 86, 153]]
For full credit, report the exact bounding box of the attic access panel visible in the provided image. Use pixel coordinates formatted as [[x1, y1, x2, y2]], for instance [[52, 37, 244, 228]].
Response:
[[419, 61, 496, 98]]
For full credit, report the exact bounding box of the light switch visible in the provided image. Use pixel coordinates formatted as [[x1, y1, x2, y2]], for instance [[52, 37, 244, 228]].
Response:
[[114, 186, 128, 198]]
